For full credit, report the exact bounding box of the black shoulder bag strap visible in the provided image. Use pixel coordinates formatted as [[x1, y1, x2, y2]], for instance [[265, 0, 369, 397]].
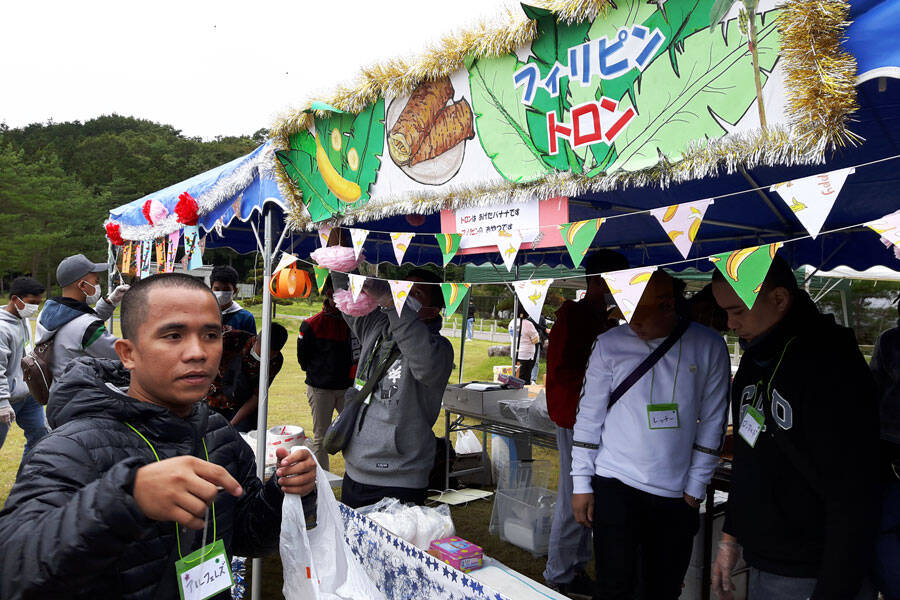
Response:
[[607, 318, 690, 412], [356, 341, 402, 432]]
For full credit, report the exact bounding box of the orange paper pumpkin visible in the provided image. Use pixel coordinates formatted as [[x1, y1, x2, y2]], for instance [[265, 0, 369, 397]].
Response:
[[269, 266, 312, 299]]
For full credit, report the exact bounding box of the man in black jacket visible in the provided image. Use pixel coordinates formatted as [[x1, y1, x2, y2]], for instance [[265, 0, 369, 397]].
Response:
[[710, 257, 880, 600], [0, 273, 317, 599]]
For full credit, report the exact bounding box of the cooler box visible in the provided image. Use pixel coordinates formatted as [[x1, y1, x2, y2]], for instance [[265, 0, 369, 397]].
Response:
[[493, 486, 555, 555]]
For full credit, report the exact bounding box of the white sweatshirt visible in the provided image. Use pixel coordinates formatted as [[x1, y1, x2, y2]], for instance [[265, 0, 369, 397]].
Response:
[[572, 321, 730, 500]]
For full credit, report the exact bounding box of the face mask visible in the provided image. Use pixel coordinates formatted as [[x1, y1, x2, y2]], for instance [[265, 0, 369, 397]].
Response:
[[14, 298, 38, 319], [249, 348, 261, 361], [81, 282, 101, 306], [213, 290, 234, 307]]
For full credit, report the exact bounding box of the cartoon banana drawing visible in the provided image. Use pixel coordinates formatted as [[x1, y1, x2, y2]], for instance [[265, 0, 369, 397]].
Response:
[[662, 205, 679, 222], [690, 207, 702, 215], [314, 133, 361, 203], [668, 230, 684, 242], [397, 244, 407, 252], [439, 235, 457, 254], [445, 285, 459, 307], [397, 290, 407, 299], [753, 282, 762, 294], [504, 247, 517, 256], [788, 197, 807, 213], [498, 229, 513, 238], [528, 292, 542, 303], [629, 271, 653, 285], [724, 247, 758, 281], [770, 242, 782, 259], [688, 218, 702, 242]]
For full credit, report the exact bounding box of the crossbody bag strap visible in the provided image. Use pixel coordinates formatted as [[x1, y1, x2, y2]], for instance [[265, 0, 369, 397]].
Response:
[[356, 343, 402, 432], [607, 318, 690, 412]]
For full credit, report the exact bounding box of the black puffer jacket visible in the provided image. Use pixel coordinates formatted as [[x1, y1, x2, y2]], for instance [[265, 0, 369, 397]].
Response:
[[0, 357, 302, 599]]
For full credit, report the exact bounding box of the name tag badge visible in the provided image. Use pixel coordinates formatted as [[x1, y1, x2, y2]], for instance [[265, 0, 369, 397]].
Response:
[[354, 378, 373, 405], [647, 403, 680, 430], [738, 405, 766, 448], [175, 539, 233, 600]]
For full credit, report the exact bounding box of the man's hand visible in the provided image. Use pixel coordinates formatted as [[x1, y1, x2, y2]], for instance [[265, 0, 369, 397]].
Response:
[[572, 493, 594, 528], [711, 534, 741, 600], [275, 447, 316, 496], [108, 284, 131, 306], [0, 402, 14, 425], [683, 492, 702, 508], [133, 456, 243, 530]]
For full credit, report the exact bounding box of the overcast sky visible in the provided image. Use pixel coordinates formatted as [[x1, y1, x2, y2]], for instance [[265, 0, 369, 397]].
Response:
[[1, 0, 518, 139]]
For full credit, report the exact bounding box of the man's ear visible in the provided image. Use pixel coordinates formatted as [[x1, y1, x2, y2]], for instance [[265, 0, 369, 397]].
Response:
[[771, 287, 792, 315], [115, 338, 137, 369]]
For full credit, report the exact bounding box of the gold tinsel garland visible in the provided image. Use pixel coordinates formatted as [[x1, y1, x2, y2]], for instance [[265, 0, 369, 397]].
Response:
[[272, 0, 858, 230]]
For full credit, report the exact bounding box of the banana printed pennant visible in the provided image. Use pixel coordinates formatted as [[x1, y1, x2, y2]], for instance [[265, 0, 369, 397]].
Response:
[[650, 199, 713, 258], [391, 232, 415, 265], [771, 168, 854, 239], [318, 225, 333, 248], [866, 209, 900, 249], [389, 280, 414, 317], [559, 219, 603, 268], [709, 243, 783, 310], [434, 233, 462, 266], [349, 273, 366, 302], [313, 266, 329, 293], [348, 228, 369, 261], [441, 282, 471, 317], [513, 279, 553, 324], [495, 229, 523, 271], [602, 266, 658, 323]]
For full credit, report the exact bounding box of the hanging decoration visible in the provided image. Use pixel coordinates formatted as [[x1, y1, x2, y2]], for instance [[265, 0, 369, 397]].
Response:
[[143, 199, 169, 226], [650, 199, 713, 258], [175, 192, 200, 226], [183, 225, 202, 270], [559, 219, 603, 268], [274, 252, 300, 274], [866, 209, 900, 249], [318, 225, 333, 248], [602, 266, 658, 323], [513, 279, 553, 323], [495, 229, 523, 272], [709, 242, 782, 309], [390, 232, 415, 265], [441, 283, 471, 317], [348, 228, 369, 261], [138, 241, 152, 279], [349, 273, 366, 302], [333, 288, 380, 317], [771, 167, 854, 238], [270, 265, 312, 299], [310, 246, 363, 272], [165, 231, 180, 273], [314, 266, 330, 293], [122, 241, 134, 275], [434, 233, 462, 266], [154, 238, 166, 273], [389, 280, 415, 317], [105, 222, 124, 247]]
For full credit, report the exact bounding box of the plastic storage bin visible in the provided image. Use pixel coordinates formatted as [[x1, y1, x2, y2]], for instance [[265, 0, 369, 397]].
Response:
[[493, 486, 556, 555]]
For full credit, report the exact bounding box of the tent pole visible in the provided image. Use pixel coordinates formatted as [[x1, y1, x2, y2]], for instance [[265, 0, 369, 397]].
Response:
[[107, 241, 115, 336], [511, 264, 519, 375], [459, 290, 470, 384], [250, 208, 273, 600]]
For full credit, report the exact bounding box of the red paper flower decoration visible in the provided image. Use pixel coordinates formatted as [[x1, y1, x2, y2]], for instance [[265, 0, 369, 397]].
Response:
[[142, 200, 153, 224], [105, 222, 124, 246], [175, 192, 200, 225]]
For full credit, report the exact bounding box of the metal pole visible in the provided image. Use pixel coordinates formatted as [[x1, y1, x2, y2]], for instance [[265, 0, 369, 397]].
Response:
[[250, 208, 273, 600], [107, 241, 116, 336], [458, 290, 471, 384], [511, 265, 519, 374]]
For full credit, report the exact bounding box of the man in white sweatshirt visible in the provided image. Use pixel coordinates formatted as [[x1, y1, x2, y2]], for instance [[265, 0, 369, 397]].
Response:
[[571, 271, 730, 600]]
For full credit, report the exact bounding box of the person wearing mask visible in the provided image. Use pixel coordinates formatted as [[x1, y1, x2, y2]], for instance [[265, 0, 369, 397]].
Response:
[[509, 307, 540, 384], [572, 271, 731, 600], [297, 276, 355, 470], [542, 250, 628, 596], [710, 257, 880, 600], [35, 254, 129, 382], [209, 265, 256, 335], [0, 277, 49, 456]]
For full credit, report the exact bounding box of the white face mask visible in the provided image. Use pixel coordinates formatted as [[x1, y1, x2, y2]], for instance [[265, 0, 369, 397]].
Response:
[[213, 290, 234, 307], [80, 281, 102, 306], [249, 348, 261, 361], [14, 298, 38, 319]]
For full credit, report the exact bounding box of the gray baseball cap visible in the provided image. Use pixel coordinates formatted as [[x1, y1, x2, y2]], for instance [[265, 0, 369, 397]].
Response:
[[57, 254, 108, 287]]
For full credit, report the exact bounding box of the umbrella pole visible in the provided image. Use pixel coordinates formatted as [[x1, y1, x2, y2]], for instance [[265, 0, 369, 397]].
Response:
[[251, 208, 273, 600]]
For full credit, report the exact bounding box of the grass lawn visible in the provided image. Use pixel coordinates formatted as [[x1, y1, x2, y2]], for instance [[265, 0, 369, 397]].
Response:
[[0, 308, 563, 598]]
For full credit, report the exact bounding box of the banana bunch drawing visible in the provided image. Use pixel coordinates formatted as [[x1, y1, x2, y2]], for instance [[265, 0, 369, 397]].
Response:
[[559, 218, 604, 268], [600, 267, 658, 324], [651, 200, 713, 259], [709, 242, 782, 309]]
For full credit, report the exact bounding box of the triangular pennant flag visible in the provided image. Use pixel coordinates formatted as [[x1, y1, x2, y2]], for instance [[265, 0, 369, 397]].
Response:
[[709, 243, 783, 309], [495, 229, 523, 271], [601, 266, 658, 323], [389, 280, 414, 317], [122, 241, 134, 275], [318, 225, 333, 248], [165, 230, 180, 273], [348, 273, 366, 302], [390, 232, 415, 265], [348, 228, 369, 261], [771, 168, 854, 239], [434, 233, 462, 266], [558, 219, 604, 268], [441, 283, 471, 317], [866, 209, 900, 248], [274, 252, 299, 273], [138, 241, 152, 278], [513, 279, 553, 323], [154, 238, 165, 273], [650, 199, 713, 258], [183, 225, 201, 271], [313, 266, 329, 293]]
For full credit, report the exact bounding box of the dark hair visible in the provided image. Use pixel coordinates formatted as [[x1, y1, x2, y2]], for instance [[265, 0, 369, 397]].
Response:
[[10, 277, 45, 300], [408, 267, 444, 308], [121, 273, 216, 339], [323, 275, 334, 295], [270, 323, 288, 352], [210, 265, 240, 289], [711, 254, 797, 296], [585, 250, 629, 288]]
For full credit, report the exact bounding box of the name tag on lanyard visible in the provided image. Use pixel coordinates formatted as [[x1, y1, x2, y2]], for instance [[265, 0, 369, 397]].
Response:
[[738, 405, 766, 448], [647, 403, 680, 429], [175, 538, 233, 600]]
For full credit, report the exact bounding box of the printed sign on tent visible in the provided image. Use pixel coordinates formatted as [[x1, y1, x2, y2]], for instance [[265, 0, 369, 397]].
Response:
[[495, 229, 523, 271], [650, 199, 713, 258], [441, 283, 470, 317], [348, 273, 366, 302], [513, 279, 553, 324], [389, 280, 414, 317], [709, 242, 783, 309], [434, 233, 462, 266], [318, 225, 333, 247], [182, 225, 201, 271], [602, 266, 658, 323], [771, 168, 854, 238], [313, 266, 329, 293], [390, 232, 415, 265], [348, 228, 369, 261], [559, 218, 604, 267], [165, 230, 180, 273], [154, 238, 165, 273], [866, 209, 900, 249]]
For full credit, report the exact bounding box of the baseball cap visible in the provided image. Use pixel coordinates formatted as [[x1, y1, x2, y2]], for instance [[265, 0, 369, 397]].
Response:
[[57, 254, 108, 287]]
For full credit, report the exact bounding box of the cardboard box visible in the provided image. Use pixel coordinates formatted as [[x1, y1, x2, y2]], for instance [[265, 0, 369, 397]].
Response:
[[428, 536, 484, 572]]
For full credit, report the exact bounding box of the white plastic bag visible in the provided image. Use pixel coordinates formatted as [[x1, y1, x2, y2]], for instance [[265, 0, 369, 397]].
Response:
[[454, 430, 483, 455], [281, 451, 387, 600]]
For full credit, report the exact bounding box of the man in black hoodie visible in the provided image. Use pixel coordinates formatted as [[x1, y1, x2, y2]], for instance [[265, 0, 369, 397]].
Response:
[[710, 257, 880, 600], [0, 273, 316, 599]]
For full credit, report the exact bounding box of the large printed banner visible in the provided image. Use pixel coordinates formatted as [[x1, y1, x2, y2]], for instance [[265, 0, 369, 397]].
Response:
[[277, 0, 785, 223]]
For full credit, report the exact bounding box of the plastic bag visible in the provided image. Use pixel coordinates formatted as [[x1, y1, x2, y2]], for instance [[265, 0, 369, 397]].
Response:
[[362, 500, 455, 550], [281, 451, 387, 600], [454, 430, 483, 455]]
